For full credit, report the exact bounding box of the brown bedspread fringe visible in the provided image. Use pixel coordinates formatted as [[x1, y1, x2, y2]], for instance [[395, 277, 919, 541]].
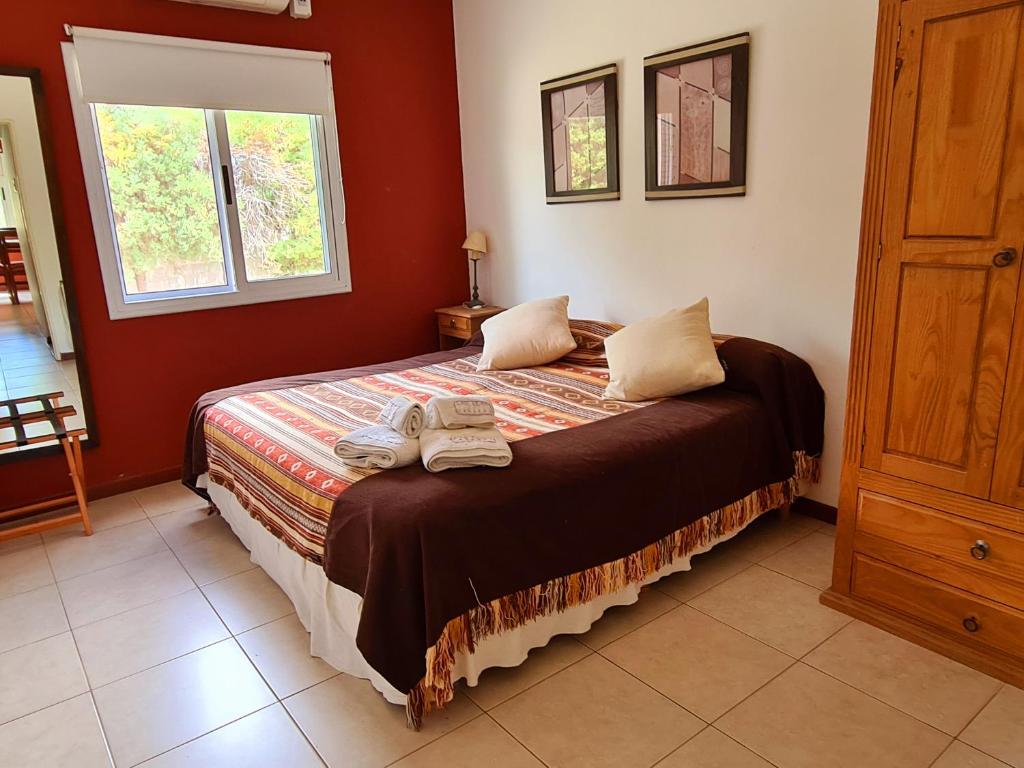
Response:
[[405, 464, 812, 728], [793, 450, 821, 485]]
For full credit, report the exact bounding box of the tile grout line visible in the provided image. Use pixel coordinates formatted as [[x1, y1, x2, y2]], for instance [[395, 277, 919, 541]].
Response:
[[651, 560, 758, 604], [54, 562, 196, 635], [592, 600, 804, 720], [589, 650, 712, 737], [276, 688, 334, 768], [925, 731, 1014, 768], [378, 712, 490, 768], [138, 487, 354, 765], [96, 495, 281, 766], [706, 725, 787, 768], [471, 647, 596, 714], [680, 585, 850, 662], [483, 712, 554, 768], [801, 660, 958, 741], [645, 724, 712, 768], [576, 591, 682, 653], [952, 682, 1003, 740], [942, 684, 1013, 768], [46, 508, 260, 635], [794, 619, 1004, 742], [146, 494, 331, 767], [37, 534, 118, 768], [651, 724, 789, 768], [42, 533, 110, 756], [705, 657, 800, 748], [123, 702, 282, 768], [42, 519, 170, 585], [229, 620, 335, 766], [694, 564, 857, 731]]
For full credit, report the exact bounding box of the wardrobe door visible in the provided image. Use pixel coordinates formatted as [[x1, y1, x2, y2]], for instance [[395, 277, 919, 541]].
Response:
[[863, 0, 1024, 498], [992, 290, 1024, 510]]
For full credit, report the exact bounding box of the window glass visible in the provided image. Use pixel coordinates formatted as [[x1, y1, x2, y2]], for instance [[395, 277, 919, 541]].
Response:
[[224, 111, 329, 282], [94, 105, 227, 295]]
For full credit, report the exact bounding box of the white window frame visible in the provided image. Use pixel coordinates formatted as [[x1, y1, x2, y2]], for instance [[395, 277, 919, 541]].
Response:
[[61, 42, 351, 320]]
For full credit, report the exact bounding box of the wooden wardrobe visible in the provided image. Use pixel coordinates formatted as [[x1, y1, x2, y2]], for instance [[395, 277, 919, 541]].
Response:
[[825, 0, 1024, 686]]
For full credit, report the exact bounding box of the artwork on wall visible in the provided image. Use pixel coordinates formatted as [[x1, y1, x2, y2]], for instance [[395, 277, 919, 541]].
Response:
[[644, 33, 749, 199], [540, 64, 619, 204]]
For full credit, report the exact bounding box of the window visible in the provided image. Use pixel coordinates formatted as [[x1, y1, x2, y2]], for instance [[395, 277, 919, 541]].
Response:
[[62, 28, 350, 319]]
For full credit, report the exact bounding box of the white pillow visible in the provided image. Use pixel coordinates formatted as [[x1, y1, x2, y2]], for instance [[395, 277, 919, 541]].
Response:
[[603, 297, 725, 401], [477, 296, 577, 371]]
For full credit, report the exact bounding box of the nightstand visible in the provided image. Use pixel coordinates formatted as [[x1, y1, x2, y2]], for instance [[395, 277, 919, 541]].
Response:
[[435, 305, 504, 350]]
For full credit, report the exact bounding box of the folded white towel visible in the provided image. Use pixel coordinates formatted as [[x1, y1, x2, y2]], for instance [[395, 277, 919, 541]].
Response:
[[377, 395, 425, 438], [334, 425, 420, 469], [424, 395, 495, 430], [420, 426, 512, 472]]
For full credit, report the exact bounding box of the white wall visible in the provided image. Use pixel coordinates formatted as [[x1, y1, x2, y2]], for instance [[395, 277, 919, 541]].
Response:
[[453, 0, 878, 504], [0, 75, 74, 357]]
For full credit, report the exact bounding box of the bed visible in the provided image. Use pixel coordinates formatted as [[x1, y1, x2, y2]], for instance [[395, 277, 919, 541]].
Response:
[[183, 320, 824, 726]]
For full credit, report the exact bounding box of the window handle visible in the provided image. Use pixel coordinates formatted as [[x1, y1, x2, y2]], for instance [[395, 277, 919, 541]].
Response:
[[221, 165, 234, 206]]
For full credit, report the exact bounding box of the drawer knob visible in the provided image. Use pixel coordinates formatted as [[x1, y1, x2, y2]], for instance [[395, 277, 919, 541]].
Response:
[[970, 540, 990, 560], [962, 616, 981, 633], [449, 319, 456, 327]]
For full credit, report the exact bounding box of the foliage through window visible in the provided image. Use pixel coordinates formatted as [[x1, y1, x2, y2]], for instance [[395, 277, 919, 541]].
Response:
[[92, 104, 339, 308], [96, 106, 226, 295], [225, 111, 328, 282]]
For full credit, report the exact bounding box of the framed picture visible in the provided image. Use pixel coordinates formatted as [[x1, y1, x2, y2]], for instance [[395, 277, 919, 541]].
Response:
[[540, 64, 619, 204], [644, 33, 749, 200]]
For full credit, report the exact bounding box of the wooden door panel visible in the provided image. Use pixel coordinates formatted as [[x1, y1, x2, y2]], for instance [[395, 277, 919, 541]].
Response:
[[906, 4, 1021, 237], [864, 0, 1024, 498], [993, 276, 1024, 509], [885, 261, 989, 467]]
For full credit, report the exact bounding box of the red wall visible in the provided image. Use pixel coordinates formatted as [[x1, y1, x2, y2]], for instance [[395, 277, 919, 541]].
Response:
[[1, 1, 467, 508]]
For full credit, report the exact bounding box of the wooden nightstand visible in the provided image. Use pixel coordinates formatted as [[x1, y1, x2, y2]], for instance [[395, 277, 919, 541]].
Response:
[[435, 305, 504, 350]]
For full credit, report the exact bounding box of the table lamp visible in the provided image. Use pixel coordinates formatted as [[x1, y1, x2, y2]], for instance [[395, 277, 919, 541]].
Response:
[[462, 231, 488, 309]]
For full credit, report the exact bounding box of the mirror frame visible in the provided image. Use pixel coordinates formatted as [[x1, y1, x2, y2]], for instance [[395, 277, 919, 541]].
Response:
[[0, 66, 98, 463]]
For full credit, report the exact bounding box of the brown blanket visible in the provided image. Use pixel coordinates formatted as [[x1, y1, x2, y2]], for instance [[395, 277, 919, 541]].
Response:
[[183, 335, 824, 724]]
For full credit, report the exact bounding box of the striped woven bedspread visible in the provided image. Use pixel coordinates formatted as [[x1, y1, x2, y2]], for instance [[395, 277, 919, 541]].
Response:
[[204, 351, 654, 563]]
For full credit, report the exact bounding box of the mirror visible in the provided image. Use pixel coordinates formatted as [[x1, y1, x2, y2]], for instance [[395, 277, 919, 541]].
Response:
[[0, 68, 95, 458]]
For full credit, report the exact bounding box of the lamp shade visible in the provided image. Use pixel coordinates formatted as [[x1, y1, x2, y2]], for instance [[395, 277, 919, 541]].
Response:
[[462, 231, 488, 255]]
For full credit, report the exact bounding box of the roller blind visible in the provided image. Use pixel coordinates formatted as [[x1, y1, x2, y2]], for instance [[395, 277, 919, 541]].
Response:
[[66, 26, 334, 115]]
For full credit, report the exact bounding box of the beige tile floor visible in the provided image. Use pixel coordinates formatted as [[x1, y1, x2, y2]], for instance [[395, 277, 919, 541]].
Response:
[[0, 295, 87, 452], [0, 483, 1021, 768]]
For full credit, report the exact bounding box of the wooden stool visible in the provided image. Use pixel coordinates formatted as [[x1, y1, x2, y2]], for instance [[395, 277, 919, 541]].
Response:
[[0, 391, 91, 542]]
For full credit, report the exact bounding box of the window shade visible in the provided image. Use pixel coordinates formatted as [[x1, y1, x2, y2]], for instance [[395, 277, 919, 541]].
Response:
[[66, 26, 333, 115]]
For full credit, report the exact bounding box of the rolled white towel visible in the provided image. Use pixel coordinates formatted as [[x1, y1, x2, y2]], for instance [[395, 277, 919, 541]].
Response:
[[378, 395, 425, 438], [424, 395, 495, 430], [420, 426, 512, 473], [334, 425, 420, 469]]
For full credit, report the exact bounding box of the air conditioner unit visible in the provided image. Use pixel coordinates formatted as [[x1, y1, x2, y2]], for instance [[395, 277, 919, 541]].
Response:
[[169, 0, 290, 14]]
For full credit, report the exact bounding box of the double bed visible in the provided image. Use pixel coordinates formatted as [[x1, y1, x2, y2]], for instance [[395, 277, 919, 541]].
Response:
[[183, 320, 824, 726]]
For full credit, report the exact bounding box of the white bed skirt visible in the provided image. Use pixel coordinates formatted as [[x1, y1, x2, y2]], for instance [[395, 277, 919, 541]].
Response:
[[203, 474, 763, 707]]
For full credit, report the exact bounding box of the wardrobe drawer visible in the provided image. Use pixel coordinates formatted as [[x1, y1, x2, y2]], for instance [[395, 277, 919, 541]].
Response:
[[857, 491, 1024, 586], [852, 555, 1024, 659]]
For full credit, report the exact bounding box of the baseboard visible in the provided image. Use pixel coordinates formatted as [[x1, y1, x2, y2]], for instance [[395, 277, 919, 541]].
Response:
[[1, 466, 183, 519], [88, 466, 182, 501], [793, 496, 837, 525]]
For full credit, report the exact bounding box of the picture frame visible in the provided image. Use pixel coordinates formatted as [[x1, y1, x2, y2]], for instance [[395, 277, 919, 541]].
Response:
[[644, 33, 750, 200], [540, 64, 619, 204]]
